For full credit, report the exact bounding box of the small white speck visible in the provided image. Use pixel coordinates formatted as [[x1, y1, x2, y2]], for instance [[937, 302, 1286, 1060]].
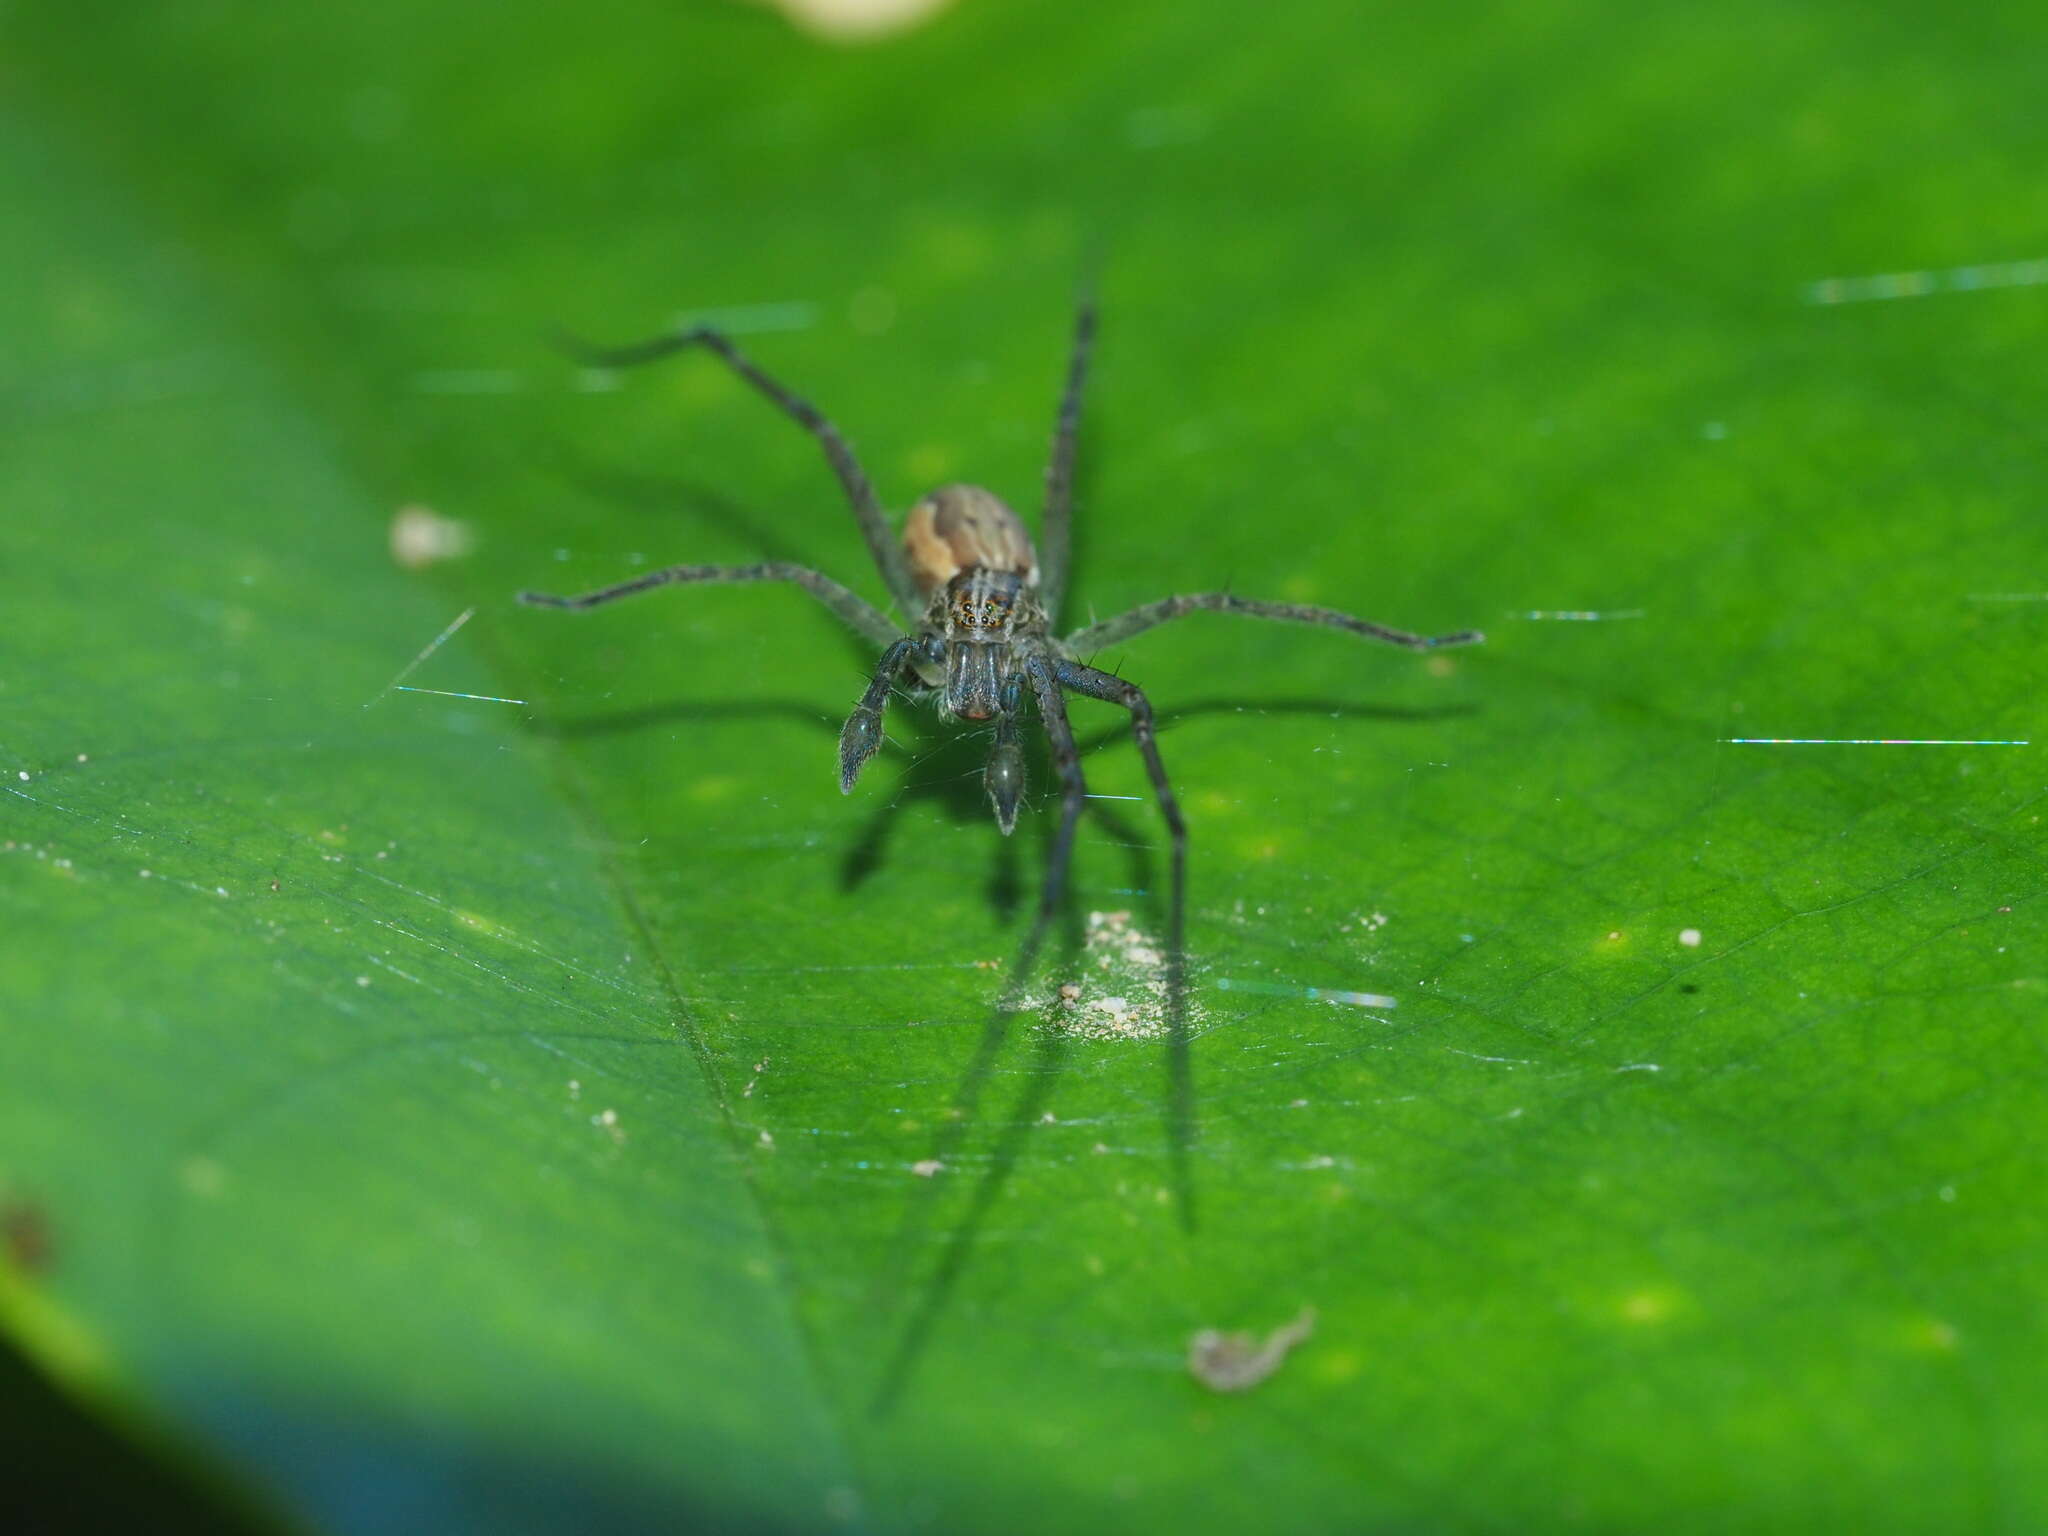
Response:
[[911, 1158, 944, 1177], [822, 1483, 862, 1522], [354, 975, 371, 987], [1678, 927, 1702, 948], [16, 771, 28, 782], [389, 505, 474, 569]]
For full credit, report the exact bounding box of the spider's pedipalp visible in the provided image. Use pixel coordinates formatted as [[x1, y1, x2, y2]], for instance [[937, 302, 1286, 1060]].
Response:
[[838, 710, 885, 793], [985, 683, 1028, 835], [840, 636, 925, 792]]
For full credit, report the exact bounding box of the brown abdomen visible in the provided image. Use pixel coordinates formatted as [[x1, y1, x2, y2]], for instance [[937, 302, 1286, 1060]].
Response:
[[902, 484, 1038, 595]]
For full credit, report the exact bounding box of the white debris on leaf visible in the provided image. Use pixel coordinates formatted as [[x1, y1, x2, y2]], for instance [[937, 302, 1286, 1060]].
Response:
[[1042, 910, 1197, 1041], [1187, 1307, 1317, 1393], [758, 0, 954, 42], [389, 505, 474, 569]]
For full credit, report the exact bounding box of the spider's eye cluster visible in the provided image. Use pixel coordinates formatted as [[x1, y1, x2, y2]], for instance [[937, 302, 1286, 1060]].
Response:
[[954, 594, 1010, 629]]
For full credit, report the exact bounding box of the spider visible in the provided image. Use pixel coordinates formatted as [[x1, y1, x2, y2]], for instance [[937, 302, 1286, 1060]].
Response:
[[521, 302, 1483, 919]]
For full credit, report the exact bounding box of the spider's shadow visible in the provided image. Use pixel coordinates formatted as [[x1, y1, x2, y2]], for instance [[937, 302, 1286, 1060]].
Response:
[[550, 690, 1470, 917], [863, 691, 1477, 1412], [865, 881, 1195, 1418], [541, 680, 1192, 1418], [836, 696, 1167, 923], [542, 444, 818, 570]]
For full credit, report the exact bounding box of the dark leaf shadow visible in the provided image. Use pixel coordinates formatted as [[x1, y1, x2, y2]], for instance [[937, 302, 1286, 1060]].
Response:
[[538, 442, 817, 569]]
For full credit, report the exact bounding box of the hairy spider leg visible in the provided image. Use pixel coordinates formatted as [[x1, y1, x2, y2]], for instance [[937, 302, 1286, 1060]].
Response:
[[1052, 658, 1187, 943], [1037, 298, 1096, 626], [558, 324, 921, 614], [840, 635, 940, 792], [519, 561, 899, 647], [1065, 592, 1484, 655], [1023, 653, 1090, 919]]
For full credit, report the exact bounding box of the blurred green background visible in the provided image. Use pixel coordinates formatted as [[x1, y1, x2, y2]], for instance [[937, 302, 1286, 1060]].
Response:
[[2, 0, 2045, 1530]]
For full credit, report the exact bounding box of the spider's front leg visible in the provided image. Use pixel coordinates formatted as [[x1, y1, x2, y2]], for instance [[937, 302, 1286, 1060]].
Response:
[[1053, 659, 1187, 907], [840, 636, 939, 792]]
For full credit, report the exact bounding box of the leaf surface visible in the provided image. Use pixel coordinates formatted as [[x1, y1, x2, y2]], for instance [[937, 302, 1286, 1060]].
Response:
[[2, 2, 2045, 1530]]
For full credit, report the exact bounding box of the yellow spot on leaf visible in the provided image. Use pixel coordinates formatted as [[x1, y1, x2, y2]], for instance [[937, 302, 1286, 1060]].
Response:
[[181, 1157, 226, 1198], [454, 909, 509, 941], [1906, 1316, 1960, 1353], [904, 443, 956, 486], [1619, 1287, 1682, 1326], [1313, 1348, 1362, 1384]]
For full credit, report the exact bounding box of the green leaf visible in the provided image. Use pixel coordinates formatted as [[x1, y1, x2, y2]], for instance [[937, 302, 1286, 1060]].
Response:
[[3, 1, 2045, 1531]]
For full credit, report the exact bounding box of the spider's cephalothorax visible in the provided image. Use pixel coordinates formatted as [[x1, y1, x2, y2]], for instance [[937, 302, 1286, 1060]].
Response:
[[522, 305, 1483, 919], [904, 483, 1045, 720]]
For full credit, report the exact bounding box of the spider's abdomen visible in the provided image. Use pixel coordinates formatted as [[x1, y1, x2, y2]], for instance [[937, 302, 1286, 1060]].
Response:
[[903, 484, 1038, 595]]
